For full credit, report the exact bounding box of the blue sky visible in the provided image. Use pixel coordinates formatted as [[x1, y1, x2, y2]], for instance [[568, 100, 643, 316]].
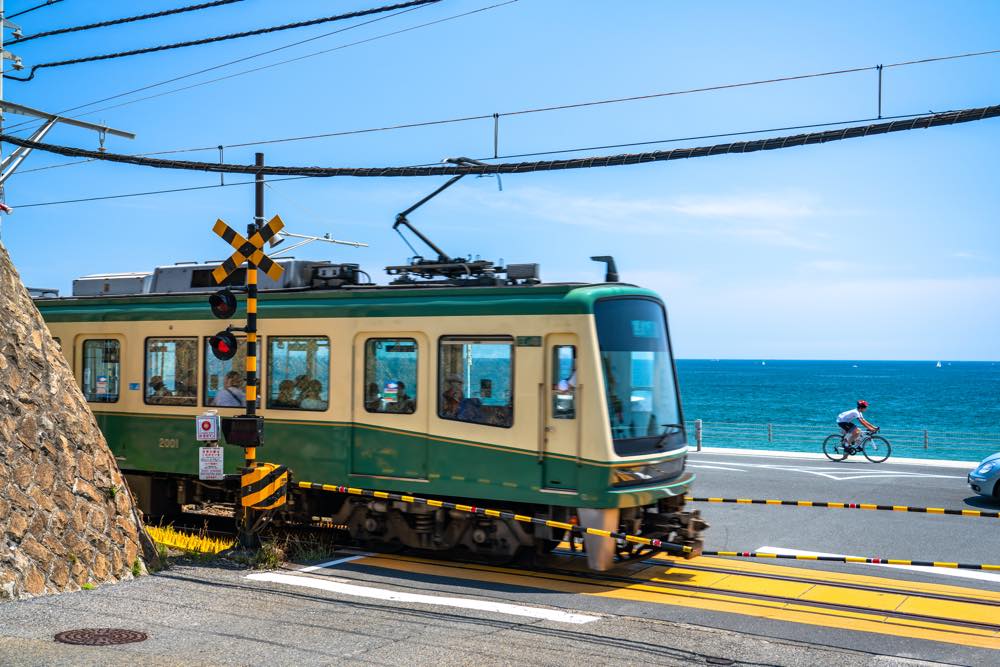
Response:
[[2, 0, 998, 360]]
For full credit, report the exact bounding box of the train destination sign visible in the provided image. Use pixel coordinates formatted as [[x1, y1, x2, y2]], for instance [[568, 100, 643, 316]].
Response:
[[211, 215, 286, 284]]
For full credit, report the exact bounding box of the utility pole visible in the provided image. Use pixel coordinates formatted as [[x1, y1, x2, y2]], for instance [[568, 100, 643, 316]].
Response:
[[0, 1, 134, 238]]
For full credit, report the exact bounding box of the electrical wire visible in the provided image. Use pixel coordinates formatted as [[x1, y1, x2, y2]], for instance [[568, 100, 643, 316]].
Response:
[[4, 104, 996, 185], [0, 109, 949, 179], [7, 0, 63, 20], [10, 0, 243, 44], [11, 175, 311, 208], [1, 0, 511, 135], [11, 104, 997, 208], [4, 0, 443, 81], [7, 42, 995, 151]]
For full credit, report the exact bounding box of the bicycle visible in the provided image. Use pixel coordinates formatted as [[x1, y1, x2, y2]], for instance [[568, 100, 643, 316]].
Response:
[[822, 427, 892, 463]]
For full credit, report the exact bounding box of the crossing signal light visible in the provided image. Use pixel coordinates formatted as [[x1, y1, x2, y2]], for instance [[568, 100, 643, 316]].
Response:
[[209, 330, 238, 361], [209, 288, 238, 319]]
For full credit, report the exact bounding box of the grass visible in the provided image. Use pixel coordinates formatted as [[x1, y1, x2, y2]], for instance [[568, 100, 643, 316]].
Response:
[[143, 523, 342, 571], [146, 525, 235, 555]]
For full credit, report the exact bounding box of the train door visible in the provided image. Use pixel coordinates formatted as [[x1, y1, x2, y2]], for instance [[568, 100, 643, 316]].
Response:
[[541, 334, 579, 490], [351, 333, 429, 480]]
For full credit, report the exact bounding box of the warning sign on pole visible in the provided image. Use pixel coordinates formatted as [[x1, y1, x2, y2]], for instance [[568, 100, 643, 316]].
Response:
[[196, 413, 220, 442], [199, 446, 224, 481]]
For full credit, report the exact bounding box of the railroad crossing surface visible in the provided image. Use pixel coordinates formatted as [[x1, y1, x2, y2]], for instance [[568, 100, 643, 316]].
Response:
[[0, 449, 996, 666]]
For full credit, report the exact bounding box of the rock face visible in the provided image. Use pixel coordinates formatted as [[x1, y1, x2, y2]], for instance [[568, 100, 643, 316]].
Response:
[[0, 242, 157, 600]]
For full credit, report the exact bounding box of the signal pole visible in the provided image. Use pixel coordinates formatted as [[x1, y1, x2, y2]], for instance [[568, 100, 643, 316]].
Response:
[[237, 152, 264, 548]]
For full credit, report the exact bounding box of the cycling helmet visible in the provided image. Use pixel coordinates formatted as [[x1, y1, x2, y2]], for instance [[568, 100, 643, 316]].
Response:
[[857, 400, 869, 409]]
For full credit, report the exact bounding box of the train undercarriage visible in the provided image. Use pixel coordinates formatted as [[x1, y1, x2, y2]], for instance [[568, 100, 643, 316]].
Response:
[[127, 472, 707, 571]]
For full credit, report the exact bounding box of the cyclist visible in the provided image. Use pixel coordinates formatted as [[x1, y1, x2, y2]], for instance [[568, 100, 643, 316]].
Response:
[[837, 400, 877, 447]]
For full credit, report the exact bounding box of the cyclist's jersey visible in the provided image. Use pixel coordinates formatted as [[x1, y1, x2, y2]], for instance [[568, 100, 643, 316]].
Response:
[[837, 409, 862, 424]]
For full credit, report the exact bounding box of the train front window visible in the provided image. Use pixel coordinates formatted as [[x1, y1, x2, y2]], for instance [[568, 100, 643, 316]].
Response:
[[594, 298, 684, 456]]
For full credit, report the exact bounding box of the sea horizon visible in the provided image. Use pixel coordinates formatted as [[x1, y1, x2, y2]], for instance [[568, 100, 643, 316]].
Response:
[[674, 359, 1000, 462]]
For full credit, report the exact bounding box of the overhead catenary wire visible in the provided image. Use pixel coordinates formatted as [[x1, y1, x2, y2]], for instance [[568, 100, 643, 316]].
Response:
[[6, 43, 994, 158], [1, 109, 952, 180], [1, 0, 513, 136], [2, 104, 998, 182], [4, 0, 443, 81], [10, 0, 244, 45]]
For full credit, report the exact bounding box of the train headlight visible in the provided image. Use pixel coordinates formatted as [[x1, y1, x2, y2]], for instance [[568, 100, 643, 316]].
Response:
[[612, 459, 684, 487]]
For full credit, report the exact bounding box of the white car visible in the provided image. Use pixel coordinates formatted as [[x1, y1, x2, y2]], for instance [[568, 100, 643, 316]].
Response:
[[968, 452, 1000, 499]]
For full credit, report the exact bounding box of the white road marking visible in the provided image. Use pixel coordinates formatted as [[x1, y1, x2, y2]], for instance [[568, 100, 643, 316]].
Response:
[[694, 447, 979, 469], [247, 572, 600, 624], [756, 546, 1000, 585], [686, 464, 747, 472], [297, 554, 369, 573], [694, 461, 965, 481]]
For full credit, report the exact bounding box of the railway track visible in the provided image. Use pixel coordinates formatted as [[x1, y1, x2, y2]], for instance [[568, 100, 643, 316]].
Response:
[[151, 516, 1000, 648], [305, 545, 1000, 647]]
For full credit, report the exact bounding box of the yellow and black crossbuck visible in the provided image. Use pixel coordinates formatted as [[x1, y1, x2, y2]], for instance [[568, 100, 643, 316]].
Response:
[[212, 215, 286, 284]]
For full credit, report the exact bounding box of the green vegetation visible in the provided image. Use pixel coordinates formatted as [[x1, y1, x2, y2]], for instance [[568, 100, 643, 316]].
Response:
[[80, 583, 94, 590]]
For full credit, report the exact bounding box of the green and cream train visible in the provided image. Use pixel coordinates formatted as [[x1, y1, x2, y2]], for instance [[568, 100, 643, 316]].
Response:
[[35, 257, 705, 570]]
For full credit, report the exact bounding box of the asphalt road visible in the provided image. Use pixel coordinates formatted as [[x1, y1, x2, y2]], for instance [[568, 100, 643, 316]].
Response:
[[0, 556, 986, 667], [686, 448, 1000, 591]]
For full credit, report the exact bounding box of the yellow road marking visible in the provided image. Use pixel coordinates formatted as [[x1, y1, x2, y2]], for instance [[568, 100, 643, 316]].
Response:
[[332, 553, 1000, 650], [639, 550, 1000, 603]]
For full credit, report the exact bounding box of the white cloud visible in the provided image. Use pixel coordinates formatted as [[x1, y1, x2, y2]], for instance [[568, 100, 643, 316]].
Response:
[[456, 186, 836, 249], [669, 195, 819, 219]]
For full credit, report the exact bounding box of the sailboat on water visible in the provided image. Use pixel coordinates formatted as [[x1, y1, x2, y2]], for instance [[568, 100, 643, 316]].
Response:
[[936, 361, 942, 368]]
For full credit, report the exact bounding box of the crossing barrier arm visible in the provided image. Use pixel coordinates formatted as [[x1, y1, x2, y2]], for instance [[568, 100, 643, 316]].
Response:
[[297, 482, 1000, 571], [687, 496, 999, 518]]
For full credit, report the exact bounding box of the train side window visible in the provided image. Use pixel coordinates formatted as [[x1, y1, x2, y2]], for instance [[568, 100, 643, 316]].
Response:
[[82, 339, 120, 403], [145, 337, 198, 406], [203, 336, 249, 408], [552, 345, 576, 419], [267, 336, 330, 411], [439, 337, 514, 428], [364, 338, 417, 414]]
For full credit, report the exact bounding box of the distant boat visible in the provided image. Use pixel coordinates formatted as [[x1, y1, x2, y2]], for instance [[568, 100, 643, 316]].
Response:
[[761, 361, 766, 366], [852, 364, 858, 368], [936, 361, 942, 368]]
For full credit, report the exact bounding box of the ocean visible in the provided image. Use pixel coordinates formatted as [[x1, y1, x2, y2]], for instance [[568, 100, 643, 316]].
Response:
[[675, 359, 1000, 462]]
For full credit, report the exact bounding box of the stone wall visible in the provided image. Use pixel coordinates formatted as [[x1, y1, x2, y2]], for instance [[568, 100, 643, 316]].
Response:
[[0, 242, 158, 600]]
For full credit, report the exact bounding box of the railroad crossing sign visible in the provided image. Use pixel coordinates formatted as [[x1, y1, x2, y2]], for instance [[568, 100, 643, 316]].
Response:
[[211, 215, 285, 284]]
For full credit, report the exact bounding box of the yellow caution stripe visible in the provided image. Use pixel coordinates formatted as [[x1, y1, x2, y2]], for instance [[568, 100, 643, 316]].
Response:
[[686, 496, 999, 518], [242, 462, 289, 509], [297, 482, 695, 555], [704, 550, 1000, 571]]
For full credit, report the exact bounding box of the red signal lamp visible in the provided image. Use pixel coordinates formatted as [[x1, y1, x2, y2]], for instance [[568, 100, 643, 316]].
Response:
[[209, 289, 238, 319], [209, 330, 238, 361]]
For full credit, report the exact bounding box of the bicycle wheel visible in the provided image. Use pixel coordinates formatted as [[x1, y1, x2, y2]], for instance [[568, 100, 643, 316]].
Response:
[[823, 434, 848, 461], [863, 436, 892, 463]]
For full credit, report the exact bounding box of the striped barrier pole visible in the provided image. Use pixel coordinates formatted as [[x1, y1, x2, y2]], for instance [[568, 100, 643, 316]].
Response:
[[702, 550, 1000, 571], [297, 482, 694, 555], [686, 496, 1000, 518], [297, 482, 1000, 572]]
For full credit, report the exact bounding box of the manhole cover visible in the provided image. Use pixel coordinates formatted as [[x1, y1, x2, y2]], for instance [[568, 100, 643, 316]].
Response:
[[54, 628, 148, 646]]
